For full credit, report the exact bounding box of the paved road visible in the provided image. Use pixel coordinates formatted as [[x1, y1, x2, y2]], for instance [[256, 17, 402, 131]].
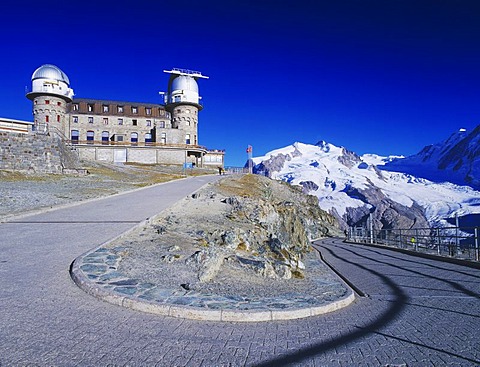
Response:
[[1, 178, 479, 366]]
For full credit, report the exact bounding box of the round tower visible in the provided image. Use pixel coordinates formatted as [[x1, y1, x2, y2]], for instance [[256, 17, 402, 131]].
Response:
[[163, 68, 208, 146], [26, 64, 74, 135]]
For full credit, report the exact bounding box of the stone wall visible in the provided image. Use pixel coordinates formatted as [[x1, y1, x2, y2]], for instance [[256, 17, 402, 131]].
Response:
[[0, 132, 81, 174]]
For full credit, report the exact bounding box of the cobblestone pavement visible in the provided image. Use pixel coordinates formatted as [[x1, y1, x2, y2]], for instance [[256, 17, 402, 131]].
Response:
[[1, 176, 479, 366]]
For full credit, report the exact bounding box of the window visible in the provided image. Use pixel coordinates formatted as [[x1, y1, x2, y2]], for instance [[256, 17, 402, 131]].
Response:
[[158, 121, 165, 128], [131, 132, 138, 144], [160, 132, 166, 144], [71, 130, 79, 143], [146, 120, 152, 127], [57, 115, 60, 122], [176, 109, 181, 113], [118, 118, 123, 125], [103, 118, 108, 125], [132, 106, 138, 114], [73, 116, 78, 123], [73, 104, 79, 111], [132, 119, 137, 126], [116, 135, 124, 142], [45, 100, 50, 105], [185, 109, 190, 114], [102, 131, 109, 144], [145, 107, 152, 115], [57, 102, 61, 106], [45, 116, 49, 123], [103, 105, 109, 113], [86, 130, 94, 143], [159, 109, 165, 116], [87, 104, 94, 112], [145, 133, 152, 143], [186, 119, 190, 126], [117, 106, 124, 113], [185, 134, 191, 145], [88, 117, 93, 124]]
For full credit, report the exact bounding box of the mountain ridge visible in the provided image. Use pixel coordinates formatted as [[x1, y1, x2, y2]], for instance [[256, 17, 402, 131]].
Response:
[[251, 135, 480, 230], [384, 125, 480, 189]]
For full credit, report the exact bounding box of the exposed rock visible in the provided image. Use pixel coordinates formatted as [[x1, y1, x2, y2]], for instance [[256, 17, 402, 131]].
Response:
[[339, 183, 429, 230], [119, 174, 341, 293], [300, 180, 319, 193]]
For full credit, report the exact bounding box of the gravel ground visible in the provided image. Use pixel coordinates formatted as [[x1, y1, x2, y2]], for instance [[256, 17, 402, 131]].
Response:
[[0, 162, 215, 219]]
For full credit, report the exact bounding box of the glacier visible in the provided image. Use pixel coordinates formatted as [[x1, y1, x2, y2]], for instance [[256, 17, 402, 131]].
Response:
[[252, 141, 480, 230]]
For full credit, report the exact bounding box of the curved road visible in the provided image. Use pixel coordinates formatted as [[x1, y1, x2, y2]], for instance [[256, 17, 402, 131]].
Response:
[[0, 177, 479, 366]]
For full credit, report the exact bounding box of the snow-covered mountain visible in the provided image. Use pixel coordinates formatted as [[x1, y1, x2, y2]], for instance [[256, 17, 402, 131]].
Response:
[[384, 125, 480, 190], [252, 141, 480, 230]]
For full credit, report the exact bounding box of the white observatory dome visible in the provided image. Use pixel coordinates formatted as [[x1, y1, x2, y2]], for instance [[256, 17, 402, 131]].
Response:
[[171, 75, 198, 93], [32, 64, 70, 86]]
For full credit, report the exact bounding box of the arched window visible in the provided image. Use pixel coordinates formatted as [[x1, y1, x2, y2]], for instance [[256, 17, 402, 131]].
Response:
[[71, 130, 79, 144], [102, 131, 109, 144], [131, 132, 138, 145], [185, 134, 191, 145], [86, 130, 94, 144], [145, 133, 152, 144]]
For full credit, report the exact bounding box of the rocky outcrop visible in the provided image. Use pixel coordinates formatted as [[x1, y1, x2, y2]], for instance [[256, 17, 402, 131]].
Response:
[[340, 183, 429, 230], [124, 174, 341, 295]]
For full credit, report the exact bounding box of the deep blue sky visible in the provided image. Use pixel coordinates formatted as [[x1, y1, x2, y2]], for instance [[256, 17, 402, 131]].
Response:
[[1, 0, 480, 166]]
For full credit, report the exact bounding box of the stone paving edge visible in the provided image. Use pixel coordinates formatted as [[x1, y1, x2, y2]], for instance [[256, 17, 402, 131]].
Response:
[[70, 236, 356, 323], [71, 253, 355, 322]]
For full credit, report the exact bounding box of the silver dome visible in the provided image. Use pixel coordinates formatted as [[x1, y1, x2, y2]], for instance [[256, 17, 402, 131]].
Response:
[[31, 64, 70, 85], [171, 75, 198, 93]]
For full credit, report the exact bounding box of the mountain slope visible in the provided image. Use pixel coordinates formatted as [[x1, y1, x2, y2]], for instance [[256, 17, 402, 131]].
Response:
[[252, 141, 480, 230], [384, 125, 480, 189]]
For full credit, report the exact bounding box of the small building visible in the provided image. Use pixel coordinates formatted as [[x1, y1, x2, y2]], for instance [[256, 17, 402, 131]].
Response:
[[0, 117, 33, 134]]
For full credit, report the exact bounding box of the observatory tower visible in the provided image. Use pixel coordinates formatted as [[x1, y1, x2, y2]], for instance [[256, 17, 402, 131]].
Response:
[[163, 68, 208, 146], [26, 64, 74, 133]]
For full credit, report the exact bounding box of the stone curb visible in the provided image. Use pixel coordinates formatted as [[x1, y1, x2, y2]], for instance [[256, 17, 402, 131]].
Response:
[[71, 236, 356, 323], [71, 254, 355, 322]]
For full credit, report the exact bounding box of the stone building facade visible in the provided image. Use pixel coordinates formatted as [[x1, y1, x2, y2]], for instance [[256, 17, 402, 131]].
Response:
[[25, 64, 224, 167]]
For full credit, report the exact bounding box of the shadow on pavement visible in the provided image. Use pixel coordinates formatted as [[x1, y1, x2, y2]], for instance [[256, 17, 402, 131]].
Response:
[[253, 241, 408, 367], [347, 244, 480, 299], [254, 240, 480, 367]]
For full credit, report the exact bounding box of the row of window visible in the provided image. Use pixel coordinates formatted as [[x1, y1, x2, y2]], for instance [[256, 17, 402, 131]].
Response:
[[70, 130, 194, 145], [71, 116, 164, 127], [72, 103, 165, 116], [34, 99, 62, 106], [71, 130, 152, 143], [43, 115, 61, 123]]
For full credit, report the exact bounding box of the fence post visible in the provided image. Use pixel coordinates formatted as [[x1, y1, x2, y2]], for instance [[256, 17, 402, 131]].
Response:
[[475, 227, 479, 262], [436, 228, 440, 255]]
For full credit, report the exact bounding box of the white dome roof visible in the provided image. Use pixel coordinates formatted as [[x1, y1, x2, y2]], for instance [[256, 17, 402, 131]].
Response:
[[31, 64, 70, 85], [171, 75, 198, 93]]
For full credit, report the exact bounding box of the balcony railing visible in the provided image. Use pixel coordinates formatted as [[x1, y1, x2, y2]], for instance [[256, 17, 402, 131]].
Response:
[[67, 140, 208, 150]]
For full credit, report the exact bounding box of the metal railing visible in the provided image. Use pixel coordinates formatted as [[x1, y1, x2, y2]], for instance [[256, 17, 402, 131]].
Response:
[[66, 140, 208, 150], [348, 226, 480, 262]]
